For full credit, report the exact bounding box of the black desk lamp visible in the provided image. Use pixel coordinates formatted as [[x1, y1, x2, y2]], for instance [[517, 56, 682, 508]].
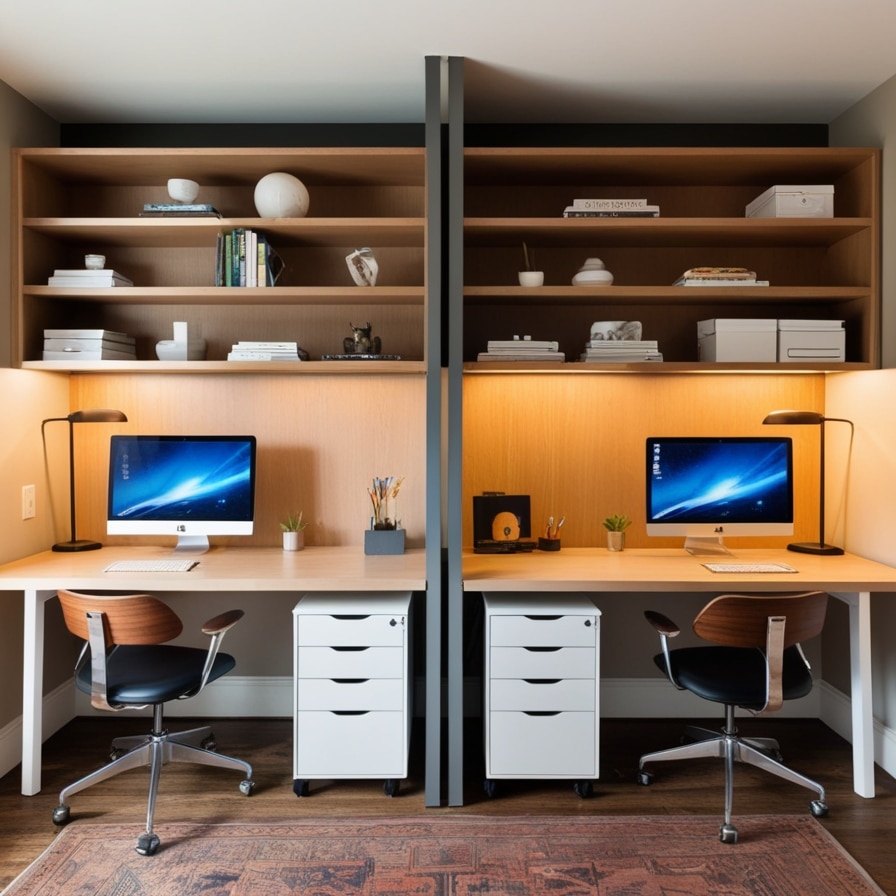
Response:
[[762, 409, 853, 555], [41, 408, 128, 552]]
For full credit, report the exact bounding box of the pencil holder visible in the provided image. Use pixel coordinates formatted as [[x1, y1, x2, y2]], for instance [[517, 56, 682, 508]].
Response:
[[538, 537, 561, 552]]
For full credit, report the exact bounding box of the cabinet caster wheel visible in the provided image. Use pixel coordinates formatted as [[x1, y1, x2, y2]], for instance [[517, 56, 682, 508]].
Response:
[[52, 805, 70, 826], [135, 832, 160, 856], [483, 779, 498, 798], [719, 824, 738, 844], [293, 779, 310, 797], [810, 799, 829, 818], [637, 770, 653, 786], [574, 780, 593, 799], [383, 779, 400, 797], [239, 779, 255, 796]]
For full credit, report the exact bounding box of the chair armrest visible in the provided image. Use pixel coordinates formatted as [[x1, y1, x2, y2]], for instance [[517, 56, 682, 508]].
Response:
[[202, 609, 244, 636], [644, 610, 680, 638]]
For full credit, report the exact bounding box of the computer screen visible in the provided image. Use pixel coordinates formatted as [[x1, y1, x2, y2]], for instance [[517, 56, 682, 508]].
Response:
[[646, 436, 793, 553], [107, 435, 257, 552]]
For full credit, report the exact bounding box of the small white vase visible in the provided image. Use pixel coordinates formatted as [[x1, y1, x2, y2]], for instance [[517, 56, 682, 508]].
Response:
[[518, 271, 544, 287], [283, 530, 304, 551]]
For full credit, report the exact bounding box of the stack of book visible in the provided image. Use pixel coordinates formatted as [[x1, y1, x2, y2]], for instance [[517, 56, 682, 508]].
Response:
[[47, 269, 133, 287], [215, 229, 284, 287], [140, 202, 222, 217], [673, 267, 769, 287], [227, 341, 301, 362], [477, 339, 565, 362], [43, 328, 136, 361], [562, 198, 660, 218], [580, 340, 662, 363]]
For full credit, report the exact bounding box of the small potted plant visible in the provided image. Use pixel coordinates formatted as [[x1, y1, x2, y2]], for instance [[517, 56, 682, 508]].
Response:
[[281, 511, 308, 551], [603, 513, 631, 552], [365, 476, 406, 554], [518, 242, 544, 287]]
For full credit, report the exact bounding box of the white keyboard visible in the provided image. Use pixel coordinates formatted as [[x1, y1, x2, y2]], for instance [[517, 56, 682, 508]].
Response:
[[703, 562, 797, 574], [104, 559, 199, 573]]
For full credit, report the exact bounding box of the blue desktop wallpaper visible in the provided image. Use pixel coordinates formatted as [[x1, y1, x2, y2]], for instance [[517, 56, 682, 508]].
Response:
[[648, 438, 792, 524], [109, 437, 255, 521]]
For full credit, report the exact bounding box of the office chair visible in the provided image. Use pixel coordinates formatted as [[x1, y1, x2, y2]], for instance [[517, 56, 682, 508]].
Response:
[[52, 589, 255, 856], [637, 591, 829, 844]]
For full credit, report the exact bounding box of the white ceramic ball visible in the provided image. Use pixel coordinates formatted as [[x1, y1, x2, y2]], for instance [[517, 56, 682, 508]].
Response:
[[254, 172, 310, 218], [167, 178, 200, 203]]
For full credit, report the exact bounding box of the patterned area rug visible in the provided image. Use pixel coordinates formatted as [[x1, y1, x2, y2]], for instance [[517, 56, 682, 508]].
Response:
[[4, 815, 884, 895]]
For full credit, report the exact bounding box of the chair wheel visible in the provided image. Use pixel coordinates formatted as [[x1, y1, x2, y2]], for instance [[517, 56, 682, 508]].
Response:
[[637, 770, 653, 786], [135, 832, 160, 856], [383, 779, 400, 797], [239, 779, 255, 796], [293, 779, 309, 797], [719, 824, 738, 844], [574, 780, 594, 799], [110, 748, 126, 761], [810, 799, 829, 818], [52, 805, 70, 826], [201, 735, 217, 751]]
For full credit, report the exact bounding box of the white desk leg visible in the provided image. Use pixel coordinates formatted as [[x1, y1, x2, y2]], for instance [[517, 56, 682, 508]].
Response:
[[834, 590, 875, 798], [22, 589, 53, 796]]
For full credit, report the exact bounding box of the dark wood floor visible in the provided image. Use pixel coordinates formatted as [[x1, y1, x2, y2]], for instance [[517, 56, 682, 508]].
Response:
[[2, 715, 895, 892]]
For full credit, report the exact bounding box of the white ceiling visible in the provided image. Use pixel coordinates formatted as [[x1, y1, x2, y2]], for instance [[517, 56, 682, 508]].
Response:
[[2, 1, 896, 126]]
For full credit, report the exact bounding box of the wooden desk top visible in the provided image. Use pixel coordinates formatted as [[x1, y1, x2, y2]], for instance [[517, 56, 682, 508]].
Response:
[[0, 545, 427, 592], [463, 547, 896, 593]]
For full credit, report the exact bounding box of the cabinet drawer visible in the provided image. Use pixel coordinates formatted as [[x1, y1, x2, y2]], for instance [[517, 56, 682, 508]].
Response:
[[490, 678, 595, 712], [297, 614, 405, 647], [487, 711, 597, 778], [489, 645, 596, 679], [295, 711, 407, 778], [490, 614, 597, 648], [297, 677, 405, 711], [297, 646, 404, 678]]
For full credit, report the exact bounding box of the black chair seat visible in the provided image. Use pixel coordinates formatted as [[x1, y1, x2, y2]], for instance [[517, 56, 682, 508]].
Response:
[[654, 644, 813, 710], [75, 644, 236, 706]]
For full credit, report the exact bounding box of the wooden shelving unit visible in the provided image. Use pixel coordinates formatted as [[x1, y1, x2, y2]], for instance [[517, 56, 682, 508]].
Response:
[[13, 148, 427, 372], [463, 146, 880, 371]]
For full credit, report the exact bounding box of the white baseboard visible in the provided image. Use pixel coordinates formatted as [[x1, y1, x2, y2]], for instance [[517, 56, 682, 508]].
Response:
[[5, 676, 896, 785]]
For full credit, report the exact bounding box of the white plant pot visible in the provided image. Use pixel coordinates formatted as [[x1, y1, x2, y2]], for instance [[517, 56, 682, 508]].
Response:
[[283, 530, 304, 551], [518, 271, 544, 287]]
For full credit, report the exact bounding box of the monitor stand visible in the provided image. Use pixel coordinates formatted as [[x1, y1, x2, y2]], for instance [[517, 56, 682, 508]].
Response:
[[684, 535, 732, 556], [173, 535, 211, 554]]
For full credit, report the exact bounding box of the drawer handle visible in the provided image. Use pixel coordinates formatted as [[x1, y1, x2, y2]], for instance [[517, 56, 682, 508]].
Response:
[[523, 646, 561, 653], [523, 711, 561, 717], [330, 646, 371, 652], [523, 679, 561, 685], [331, 679, 370, 685], [524, 615, 562, 621], [332, 615, 370, 620], [332, 710, 370, 716]]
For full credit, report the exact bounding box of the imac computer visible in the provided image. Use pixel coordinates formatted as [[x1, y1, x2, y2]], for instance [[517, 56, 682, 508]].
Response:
[[646, 436, 793, 555], [107, 435, 257, 553]]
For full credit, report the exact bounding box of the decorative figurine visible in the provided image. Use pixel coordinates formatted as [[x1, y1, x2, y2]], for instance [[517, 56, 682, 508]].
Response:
[[343, 322, 382, 355]]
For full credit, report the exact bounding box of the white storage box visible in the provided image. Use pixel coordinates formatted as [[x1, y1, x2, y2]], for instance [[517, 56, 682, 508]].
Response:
[[777, 320, 845, 362], [697, 319, 777, 362], [746, 185, 834, 218]]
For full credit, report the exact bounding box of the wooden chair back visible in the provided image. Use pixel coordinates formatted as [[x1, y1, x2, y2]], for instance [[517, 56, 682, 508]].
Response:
[[57, 589, 183, 648], [693, 591, 828, 649]]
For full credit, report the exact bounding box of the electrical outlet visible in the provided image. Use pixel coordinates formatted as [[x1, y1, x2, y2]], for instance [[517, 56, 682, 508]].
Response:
[[22, 484, 36, 520]]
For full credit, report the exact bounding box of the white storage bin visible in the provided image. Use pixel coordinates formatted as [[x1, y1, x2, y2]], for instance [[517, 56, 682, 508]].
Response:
[[777, 320, 845, 362], [746, 184, 834, 218], [697, 319, 777, 362]]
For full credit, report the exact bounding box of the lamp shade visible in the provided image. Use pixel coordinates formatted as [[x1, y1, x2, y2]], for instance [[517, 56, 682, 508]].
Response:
[[762, 410, 825, 426]]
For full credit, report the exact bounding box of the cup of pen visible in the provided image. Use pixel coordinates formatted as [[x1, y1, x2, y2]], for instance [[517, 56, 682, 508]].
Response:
[[539, 515, 564, 550], [538, 537, 561, 551]]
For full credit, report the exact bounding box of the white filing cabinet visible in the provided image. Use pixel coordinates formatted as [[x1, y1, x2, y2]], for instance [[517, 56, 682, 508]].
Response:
[[293, 591, 412, 797], [482, 593, 600, 798]]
